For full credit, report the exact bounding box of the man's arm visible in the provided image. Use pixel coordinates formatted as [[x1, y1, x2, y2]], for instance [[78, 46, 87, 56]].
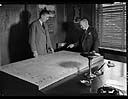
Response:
[[29, 23, 38, 57], [92, 28, 100, 53], [45, 24, 54, 53], [67, 41, 79, 48], [91, 28, 101, 56]]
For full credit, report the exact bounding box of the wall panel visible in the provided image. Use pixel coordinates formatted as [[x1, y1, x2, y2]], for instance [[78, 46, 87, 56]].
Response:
[[0, 4, 38, 65]]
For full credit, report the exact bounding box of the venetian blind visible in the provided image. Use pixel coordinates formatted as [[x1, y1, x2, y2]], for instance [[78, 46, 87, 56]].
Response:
[[96, 2, 126, 52]]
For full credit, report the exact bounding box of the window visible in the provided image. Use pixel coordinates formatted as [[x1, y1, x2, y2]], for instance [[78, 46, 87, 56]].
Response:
[[96, 2, 126, 52]]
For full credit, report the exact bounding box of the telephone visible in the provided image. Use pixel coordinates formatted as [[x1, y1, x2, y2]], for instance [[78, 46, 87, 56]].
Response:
[[97, 86, 120, 96]]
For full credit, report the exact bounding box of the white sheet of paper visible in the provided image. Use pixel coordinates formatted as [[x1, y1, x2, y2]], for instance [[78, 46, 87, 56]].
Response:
[[0, 51, 104, 90]]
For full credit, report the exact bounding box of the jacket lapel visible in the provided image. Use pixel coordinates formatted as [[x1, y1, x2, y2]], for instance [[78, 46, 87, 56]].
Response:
[[81, 30, 88, 42], [83, 27, 92, 40], [37, 21, 46, 33]]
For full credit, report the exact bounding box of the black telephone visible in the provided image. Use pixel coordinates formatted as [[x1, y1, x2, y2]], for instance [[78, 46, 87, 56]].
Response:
[[97, 86, 120, 96]]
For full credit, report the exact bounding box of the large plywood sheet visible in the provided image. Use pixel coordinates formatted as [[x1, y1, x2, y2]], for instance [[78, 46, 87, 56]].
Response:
[[0, 51, 104, 90]]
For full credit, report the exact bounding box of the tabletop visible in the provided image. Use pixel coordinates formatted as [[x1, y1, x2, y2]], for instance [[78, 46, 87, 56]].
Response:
[[0, 51, 104, 91], [41, 59, 127, 96]]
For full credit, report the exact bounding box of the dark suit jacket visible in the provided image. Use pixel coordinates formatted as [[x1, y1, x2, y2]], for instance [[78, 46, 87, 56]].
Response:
[[29, 20, 52, 55], [74, 26, 99, 53]]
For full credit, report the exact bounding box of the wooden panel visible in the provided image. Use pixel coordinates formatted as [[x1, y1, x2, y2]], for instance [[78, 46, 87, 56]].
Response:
[[0, 4, 38, 65], [46, 17, 56, 34], [0, 5, 25, 65]]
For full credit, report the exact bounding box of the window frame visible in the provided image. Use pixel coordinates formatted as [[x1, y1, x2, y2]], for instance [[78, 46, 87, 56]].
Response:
[[96, 2, 126, 52]]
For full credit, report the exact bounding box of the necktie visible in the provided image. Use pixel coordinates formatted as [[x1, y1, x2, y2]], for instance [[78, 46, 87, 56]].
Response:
[[81, 30, 86, 42], [42, 23, 45, 29]]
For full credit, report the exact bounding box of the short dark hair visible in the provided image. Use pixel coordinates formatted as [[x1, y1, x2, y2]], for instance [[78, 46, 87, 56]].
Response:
[[39, 8, 50, 18]]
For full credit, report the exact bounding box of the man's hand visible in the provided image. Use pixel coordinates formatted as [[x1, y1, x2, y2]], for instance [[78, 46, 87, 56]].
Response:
[[92, 51, 101, 56], [67, 44, 75, 48], [33, 51, 38, 58], [48, 48, 54, 54], [50, 48, 54, 53], [94, 53, 101, 56]]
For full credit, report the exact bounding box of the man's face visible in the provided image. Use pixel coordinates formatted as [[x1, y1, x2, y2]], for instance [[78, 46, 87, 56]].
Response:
[[41, 14, 50, 22], [80, 20, 89, 30]]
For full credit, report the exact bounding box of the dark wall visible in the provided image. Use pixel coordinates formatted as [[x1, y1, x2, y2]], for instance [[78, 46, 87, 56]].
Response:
[[0, 5, 38, 65], [80, 4, 96, 27], [65, 4, 96, 27], [52, 4, 66, 49], [63, 4, 96, 44]]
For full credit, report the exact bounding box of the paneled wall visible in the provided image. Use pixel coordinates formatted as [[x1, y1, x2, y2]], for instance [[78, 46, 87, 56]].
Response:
[[66, 4, 96, 26], [0, 5, 38, 65], [0, 42, 1, 66], [55, 4, 66, 45], [0, 4, 66, 65], [63, 4, 96, 43], [0, 5, 24, 65]]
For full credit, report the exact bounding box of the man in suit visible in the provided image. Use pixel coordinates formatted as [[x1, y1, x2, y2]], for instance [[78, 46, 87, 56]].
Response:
[[67, 18, 100, 56], [29, 9, 54, 57]]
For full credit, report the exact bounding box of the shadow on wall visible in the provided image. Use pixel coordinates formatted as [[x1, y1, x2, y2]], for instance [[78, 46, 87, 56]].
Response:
[[8, 9, 33, 63], [62, 21, 83, 44]]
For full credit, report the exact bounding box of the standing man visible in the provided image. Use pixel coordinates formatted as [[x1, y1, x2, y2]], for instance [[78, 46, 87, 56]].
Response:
[[29, 9, 54, 58], [67, 18, 100, 55]]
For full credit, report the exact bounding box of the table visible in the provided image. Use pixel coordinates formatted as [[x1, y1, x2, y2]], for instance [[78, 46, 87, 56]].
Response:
[[42, 59, 127, 96], [0, 51, 104, 96]]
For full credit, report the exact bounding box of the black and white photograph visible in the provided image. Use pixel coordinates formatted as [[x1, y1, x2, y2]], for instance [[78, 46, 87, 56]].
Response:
[[0, 1, 127, 96]]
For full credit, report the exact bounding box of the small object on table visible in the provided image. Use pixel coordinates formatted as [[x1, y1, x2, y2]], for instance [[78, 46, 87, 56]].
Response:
[[56, 42, 66, 48], [107, 61, 115, 67], [93, 63, 105, 76], [93, 70, 104, 76], [80, 79, 92, 87], [97, 86, 120, 96]]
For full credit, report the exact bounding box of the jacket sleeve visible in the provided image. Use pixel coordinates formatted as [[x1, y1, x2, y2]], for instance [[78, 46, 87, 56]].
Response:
[[45, 25, 53, 49], [92, 28, 100, 53], [73, 41, 79, 47], [29, 23, 37, 52], [73, 33, 83, 48]]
